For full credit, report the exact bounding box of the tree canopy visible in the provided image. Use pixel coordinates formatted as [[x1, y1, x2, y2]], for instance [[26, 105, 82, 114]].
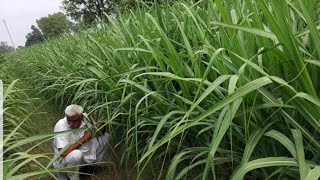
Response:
[[25, 25, 45, 47], [62, 0, 116, 25], [25, 12, 71, 47], [0, 42, 14, 54], [37, 12, 70, 38]]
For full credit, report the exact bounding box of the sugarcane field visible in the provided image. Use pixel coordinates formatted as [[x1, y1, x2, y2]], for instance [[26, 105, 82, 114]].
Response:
[[1, 0, 320, 179]]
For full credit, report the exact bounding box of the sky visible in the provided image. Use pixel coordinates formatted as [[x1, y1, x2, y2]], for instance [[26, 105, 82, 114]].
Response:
[[0, 0, 62, 47]]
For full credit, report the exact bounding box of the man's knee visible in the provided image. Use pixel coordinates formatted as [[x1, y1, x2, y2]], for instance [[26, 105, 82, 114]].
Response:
[[65, 149, 83, 165]]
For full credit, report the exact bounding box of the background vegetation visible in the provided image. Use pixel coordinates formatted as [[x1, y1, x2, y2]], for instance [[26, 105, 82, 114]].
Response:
[[3, 0, 320, 179], [0, 42, 15, 54]]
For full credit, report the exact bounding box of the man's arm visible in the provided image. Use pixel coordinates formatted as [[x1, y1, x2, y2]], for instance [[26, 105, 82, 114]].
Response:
[[58, 131, 92, 158]]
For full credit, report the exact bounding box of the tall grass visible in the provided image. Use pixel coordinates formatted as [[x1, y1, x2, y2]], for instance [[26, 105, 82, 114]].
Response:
[[1, 55, 59, 179], [12, 0, 320, 179]]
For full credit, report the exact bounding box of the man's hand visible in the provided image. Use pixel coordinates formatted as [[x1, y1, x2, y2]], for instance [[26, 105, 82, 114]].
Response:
[[83, 130, 93, 141], [60, 130, 92, 158], [94, 122, 106, 137]]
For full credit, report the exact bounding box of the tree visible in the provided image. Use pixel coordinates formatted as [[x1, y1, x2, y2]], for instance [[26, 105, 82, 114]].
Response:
[[62, 0, 116, 25], [37, 12, 69, 38], [0, 42, 14, 54], [25, 25, 45, 47]]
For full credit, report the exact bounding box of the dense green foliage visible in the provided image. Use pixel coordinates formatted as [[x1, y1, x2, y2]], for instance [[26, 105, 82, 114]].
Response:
[[62, 0, 117, 24], [25, 12, 71, 47], [9, 0, 320, 179], [61, 0, 179, 25], [1, 55, 56, 179], [0, 42, 14, 54], [37, 12, 70, 38], [25, 25, 45, 47]]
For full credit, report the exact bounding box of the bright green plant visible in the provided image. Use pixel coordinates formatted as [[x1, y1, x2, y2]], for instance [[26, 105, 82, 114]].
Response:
[[11, 0, 320, 179]]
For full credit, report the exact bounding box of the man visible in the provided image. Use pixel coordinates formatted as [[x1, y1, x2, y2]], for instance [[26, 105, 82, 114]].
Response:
[[53, 104, 110, 180]]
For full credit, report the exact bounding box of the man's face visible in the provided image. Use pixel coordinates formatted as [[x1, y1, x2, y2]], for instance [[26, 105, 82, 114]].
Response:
[[67, 113, 83, 129]]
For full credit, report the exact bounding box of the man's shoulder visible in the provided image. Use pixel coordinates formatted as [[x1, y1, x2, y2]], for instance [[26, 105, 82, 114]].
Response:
[[54, 117, 68, 132]]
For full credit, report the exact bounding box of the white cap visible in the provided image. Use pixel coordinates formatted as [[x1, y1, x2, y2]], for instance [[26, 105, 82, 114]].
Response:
[[65, 104, 83, 117]]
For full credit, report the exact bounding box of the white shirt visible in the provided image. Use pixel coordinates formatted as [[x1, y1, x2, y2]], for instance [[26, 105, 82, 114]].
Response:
[[53, 113, 93, 167]]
